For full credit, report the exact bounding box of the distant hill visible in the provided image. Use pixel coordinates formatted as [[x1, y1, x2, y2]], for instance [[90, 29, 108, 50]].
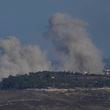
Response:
[[1, 71, 110, 90]]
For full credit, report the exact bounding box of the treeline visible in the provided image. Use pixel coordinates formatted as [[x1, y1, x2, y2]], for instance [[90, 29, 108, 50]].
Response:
[[0, 71, 110, 90]]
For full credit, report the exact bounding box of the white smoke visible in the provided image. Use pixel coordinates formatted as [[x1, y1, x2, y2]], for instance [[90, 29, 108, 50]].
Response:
[[0, 13, 104, 79], [47, 13, 104, 74], [0, 36, 51, 79]]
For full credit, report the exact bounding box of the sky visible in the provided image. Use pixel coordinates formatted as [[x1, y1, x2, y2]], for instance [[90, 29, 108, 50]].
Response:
[[0, 0, 109, 58]]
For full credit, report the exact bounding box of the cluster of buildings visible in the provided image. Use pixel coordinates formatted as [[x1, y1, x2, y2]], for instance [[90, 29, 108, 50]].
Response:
[[103, 68, 110, 75]]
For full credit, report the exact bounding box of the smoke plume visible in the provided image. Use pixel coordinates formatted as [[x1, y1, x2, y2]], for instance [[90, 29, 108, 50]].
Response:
[[0, 36, 51, 79], [0, 13, 104, 79], [47, 13, 104, 74]]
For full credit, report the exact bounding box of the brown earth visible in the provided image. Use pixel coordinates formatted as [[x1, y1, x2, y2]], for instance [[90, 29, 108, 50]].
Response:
[[0, 88, 110, 110]]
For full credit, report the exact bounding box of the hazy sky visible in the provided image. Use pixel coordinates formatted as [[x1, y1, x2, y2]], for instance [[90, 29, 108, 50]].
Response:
[[0, 0, 109, 58]]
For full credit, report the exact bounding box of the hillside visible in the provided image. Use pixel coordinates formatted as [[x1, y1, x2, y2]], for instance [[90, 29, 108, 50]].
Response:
[[1, 71, 110, 90], [0, 89, 110, 110]]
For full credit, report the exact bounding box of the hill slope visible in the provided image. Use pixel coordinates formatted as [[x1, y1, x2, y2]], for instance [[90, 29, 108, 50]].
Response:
[[0, 89, 110, 110], [1, 71, 110, 90]]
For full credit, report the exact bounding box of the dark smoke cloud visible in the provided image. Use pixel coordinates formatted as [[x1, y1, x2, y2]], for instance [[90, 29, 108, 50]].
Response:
[[47, 13, 104, 74]]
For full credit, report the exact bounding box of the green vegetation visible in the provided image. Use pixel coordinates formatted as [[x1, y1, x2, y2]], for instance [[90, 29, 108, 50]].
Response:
[[0, 71, 110, 90]]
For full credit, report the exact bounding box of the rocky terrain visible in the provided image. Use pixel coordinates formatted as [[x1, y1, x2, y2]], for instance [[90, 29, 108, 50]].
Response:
[[0, 88, 110, 110]]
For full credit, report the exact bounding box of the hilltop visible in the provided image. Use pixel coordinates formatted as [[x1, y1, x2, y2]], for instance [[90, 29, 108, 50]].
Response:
[[0, 71, 110, 90]]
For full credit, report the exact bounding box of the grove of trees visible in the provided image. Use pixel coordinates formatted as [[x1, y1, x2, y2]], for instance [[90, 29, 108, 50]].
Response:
[[0, 71, 110, 90]]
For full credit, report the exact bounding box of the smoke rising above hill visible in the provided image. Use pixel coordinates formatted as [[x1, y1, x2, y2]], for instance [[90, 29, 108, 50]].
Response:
[[0, 13, 104, 79], [0, 37, 51, 79], [47, 13, 104, 73]]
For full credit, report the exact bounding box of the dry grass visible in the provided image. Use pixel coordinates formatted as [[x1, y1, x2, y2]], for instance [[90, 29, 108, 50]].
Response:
[[0, 88, 110, 110]]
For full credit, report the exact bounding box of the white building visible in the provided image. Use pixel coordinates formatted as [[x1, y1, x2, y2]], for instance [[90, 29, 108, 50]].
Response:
[[103, 69, 110, 75]]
